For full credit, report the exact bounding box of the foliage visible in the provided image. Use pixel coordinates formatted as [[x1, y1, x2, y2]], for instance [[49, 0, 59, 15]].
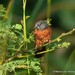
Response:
[[0, 5, 6, 18], [0, 57, 42, 75], [0, 4, 41, 75], [0, 1, 75, 75]]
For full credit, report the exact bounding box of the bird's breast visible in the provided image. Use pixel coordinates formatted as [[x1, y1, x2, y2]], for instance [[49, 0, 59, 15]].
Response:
[[34, 27, 52, 48]]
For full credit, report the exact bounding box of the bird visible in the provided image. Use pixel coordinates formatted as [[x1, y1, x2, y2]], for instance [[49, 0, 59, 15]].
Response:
[[33, 20, 52, 58]]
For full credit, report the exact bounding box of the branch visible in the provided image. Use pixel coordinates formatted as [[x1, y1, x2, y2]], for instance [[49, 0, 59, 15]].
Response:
[[6, 42, 70, 62], [15, 65, 31, 69], [35, 42, 70, 55], [5, 28, 75, 62], [44, 28, 75, 46], [52, 28, 75, 42]]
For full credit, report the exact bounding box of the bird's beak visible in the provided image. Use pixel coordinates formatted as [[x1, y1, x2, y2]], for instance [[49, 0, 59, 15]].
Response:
[[34, 25, 38, 29]]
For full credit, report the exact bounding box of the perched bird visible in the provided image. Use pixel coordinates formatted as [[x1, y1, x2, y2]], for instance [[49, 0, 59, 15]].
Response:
[[33, 20, 52, 58]]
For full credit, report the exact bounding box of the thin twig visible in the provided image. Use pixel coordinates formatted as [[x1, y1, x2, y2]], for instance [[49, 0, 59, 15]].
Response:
[[52, 28, 75, 43]]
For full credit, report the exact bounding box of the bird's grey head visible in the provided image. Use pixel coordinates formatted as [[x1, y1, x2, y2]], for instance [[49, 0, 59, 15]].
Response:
[[34, 20, 49, 30]]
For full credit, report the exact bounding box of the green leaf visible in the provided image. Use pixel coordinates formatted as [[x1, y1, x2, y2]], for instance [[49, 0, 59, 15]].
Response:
[[26, 39, 31, 43], [0, 4, 6, 18], [57, 42, 71, 48], [57, 38, 61, 42], [62, 42, 70, 48], [26, 16, 30, 19], [15, 24, 22, 30], [45, 19, 51, 26]]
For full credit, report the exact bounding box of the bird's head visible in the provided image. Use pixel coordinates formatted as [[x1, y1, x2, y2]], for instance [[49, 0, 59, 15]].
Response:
[[34, 20, 49, 30]]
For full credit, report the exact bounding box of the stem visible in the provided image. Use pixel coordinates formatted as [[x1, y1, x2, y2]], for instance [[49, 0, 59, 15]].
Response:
[[47, 0, 51, 20], [15, 65, 31, 69], [27, 54, 30, 75], [23, 0, 27, 43], [23, 1, 30, 75]]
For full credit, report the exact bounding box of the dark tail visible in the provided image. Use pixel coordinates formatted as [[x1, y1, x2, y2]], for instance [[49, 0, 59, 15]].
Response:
[[34, 46, 46, 58]]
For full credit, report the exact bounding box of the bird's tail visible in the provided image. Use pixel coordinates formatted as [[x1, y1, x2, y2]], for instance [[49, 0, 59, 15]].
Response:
[[34, 46, 46, 58]]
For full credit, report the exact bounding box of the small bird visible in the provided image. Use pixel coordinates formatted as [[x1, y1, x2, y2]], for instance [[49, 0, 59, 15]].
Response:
[[33, 20, 52, 58]]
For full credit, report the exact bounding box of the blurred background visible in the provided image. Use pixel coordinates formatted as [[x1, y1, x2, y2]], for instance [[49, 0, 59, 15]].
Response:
[[0, 0, 75, 75]]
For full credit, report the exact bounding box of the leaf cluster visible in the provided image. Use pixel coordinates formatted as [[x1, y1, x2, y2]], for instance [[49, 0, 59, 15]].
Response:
[[0, 5, 6, 18], [0, 57, 42, 75]]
